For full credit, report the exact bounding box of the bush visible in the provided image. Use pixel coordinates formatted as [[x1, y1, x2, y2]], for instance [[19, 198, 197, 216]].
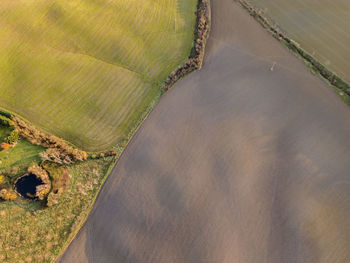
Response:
[[6, 130, 19, 145], [0, 115, 13, 127], [0, 188, 17, 201], [0, 142, 11, 151]]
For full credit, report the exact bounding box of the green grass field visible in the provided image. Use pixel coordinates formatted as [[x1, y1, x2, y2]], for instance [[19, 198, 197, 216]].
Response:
[[0, 125, 44, 169], [0, 0, 198, 151]]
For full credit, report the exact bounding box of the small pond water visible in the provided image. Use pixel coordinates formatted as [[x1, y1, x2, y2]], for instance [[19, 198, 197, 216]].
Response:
[[15, 173, 43, 200]]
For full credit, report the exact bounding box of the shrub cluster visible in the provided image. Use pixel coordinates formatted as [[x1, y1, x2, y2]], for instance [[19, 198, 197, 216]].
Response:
[[192, 0, 211, 60], [0, 166, 24, 179], [163, 0, 210, 91], [0, 142, 11, 150], [11, 116, 88, 165], [26, 165, 51, 200], [0, 115, 19, 148], [0, 115, 13, 127], [6, 130, 19, 145], [90, 150, 117, 159], [42, 162, 71, 207], [0, 188, 17, 201], [0, 171, 17, 201], [0, 172, 18, 201]]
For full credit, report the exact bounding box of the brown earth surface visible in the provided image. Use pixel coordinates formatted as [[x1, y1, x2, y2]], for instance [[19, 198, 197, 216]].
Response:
[[59, 0, 350, 262]]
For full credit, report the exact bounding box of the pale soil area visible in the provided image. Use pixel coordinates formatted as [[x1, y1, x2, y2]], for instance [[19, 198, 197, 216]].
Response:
[[59, 0, 350, 262]]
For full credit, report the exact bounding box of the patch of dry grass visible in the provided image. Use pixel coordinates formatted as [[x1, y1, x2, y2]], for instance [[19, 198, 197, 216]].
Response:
[[0, 158, 113, 262]]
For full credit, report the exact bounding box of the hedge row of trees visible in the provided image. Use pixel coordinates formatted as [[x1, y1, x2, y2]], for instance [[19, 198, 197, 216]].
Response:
[[11, 116, 88, 165], [0, 115, 19, 149], [90, 150, 117, 159], [163, 0, 210, 91]]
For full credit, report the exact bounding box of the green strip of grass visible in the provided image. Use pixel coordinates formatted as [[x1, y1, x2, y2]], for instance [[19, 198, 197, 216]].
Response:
[[0, 125, 44, 170]]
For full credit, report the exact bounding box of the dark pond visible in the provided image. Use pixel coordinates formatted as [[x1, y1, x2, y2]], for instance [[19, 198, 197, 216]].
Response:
[[15, 173, 43, 200]]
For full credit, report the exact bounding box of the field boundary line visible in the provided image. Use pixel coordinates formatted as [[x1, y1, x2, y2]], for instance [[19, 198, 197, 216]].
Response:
[[236, 0, 350, 105]]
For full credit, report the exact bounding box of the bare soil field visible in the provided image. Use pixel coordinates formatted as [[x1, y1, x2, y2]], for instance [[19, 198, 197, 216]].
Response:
[[59, 0, 350, 262], [247, 0, 350, 85]]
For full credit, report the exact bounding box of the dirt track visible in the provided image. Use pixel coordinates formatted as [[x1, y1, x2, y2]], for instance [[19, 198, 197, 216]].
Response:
[[59, 0, 350, 262]]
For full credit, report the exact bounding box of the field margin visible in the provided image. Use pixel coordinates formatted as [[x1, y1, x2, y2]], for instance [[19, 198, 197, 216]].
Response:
[[236, 0, 350, 105]]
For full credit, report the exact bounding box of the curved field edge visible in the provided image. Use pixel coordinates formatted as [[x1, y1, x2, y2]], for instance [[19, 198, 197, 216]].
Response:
[[54, 1, 211, 261], [0, 0, 198, 152], [236, 0, 350, 106], [0, 1, 210, 261]]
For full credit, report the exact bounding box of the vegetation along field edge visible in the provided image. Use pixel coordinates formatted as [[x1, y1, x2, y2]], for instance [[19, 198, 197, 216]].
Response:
[[236, 0, 350, 105]]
